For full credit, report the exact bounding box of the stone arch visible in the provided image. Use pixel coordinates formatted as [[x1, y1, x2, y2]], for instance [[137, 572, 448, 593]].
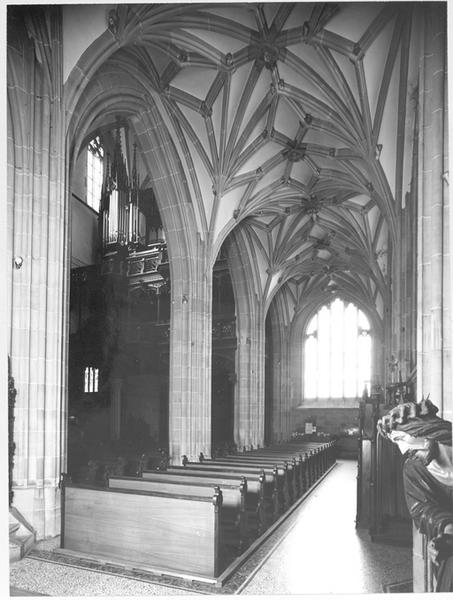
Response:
[[64, 28, 218, 462], [264, 281, 383, 443], [63, 5, 142, 119], [64, 33, 213, 294]]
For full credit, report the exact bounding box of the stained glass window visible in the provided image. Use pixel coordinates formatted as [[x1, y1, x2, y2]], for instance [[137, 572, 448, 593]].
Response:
[[304, 299, 371, 399]]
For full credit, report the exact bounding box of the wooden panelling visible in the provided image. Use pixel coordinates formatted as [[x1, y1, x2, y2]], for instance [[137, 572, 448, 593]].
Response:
[[63, 485, 219, 578]]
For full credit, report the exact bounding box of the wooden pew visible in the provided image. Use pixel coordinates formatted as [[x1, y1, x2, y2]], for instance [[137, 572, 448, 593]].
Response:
[[61, 482, 224, 579], [109, 473, 248, 555], [163, 465, 273, 536], [204, 457, 292, 510], [235, 445, 326, 487], [244, 441, 334, 483], [180, 461, 284, 520], [202, 458, 290, 514], [227, 440, 335, 492], [197, 440, 333, 507], [296, 442, 334, 477], [216, 453, 302, 501]]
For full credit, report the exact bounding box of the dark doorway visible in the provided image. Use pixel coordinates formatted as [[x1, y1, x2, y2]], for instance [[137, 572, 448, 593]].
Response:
[[211, 355, 235, 454]]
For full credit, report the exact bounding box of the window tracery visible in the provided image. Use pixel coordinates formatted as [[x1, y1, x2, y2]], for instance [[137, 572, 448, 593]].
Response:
[[304, 298, 371, 399]]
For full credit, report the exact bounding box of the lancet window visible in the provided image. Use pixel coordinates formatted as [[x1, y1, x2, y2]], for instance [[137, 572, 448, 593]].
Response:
[[86, 136, 104, 213]]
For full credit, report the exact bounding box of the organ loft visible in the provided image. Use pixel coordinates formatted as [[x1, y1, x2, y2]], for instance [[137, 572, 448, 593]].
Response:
[[7, 2, 452, 596]]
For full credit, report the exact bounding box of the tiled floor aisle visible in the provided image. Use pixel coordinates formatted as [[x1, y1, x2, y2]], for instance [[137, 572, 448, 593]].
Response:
[[9, 460, 412, 596], [240, 459, 412, 594]]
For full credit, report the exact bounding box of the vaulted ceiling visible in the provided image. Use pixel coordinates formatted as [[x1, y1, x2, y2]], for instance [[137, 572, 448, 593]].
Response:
[[74, 2, 420, 327]]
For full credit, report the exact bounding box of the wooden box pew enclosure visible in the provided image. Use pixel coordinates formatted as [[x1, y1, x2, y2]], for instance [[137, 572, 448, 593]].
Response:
[[60, 441, 336, 584], [198, 459, 294, 510], [108, 473, 248, 557], [155, 466, 273, 539], [61, 484, 224, 579], [172, 461, 288, 521]]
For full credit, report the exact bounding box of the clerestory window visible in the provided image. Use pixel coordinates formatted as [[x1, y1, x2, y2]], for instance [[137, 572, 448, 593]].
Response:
[[86, 136, 104, 212], [304, 298, 371, 399]]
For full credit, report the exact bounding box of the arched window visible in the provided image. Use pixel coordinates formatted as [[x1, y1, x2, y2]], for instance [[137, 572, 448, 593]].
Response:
[[86, 136, 104, 212], [304, 298, 371, 399]]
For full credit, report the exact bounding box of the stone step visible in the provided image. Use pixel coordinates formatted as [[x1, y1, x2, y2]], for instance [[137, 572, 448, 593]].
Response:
[[9, 542, 22, 563], [9, 509, 36, 563], [10, 530, 36, 562]]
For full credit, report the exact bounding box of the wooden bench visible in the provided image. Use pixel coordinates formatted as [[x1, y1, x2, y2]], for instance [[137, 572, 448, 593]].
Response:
[[179, 461, 284, 520], [203, 457, 292, 511], [261, 447, 316, 488], [211, 454, 302, 502], [213, 444, 334, 500], [289, 441, 336, 477], [109, 473, 248, 555], [163, 465, 273, 536], [241, 441, 335, 486], [61, 482, 225, 579], [223, 453, 304, 499]]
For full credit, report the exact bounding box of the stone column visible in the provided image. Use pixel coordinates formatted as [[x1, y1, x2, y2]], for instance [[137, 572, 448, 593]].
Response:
[[233, 326, 265, 450], [268, 299, 292, 443], [167, 247, 213, 463], [227, 233, 265, 450], [442, 47, 451, 424], [414, 5, 449, 593], [133, 107, 215, 465], [7, 7, 66, 539], [416, 6, 449, 417]]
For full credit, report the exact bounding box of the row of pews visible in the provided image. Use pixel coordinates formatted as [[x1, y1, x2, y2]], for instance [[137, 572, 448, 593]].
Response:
[[61, 441, 336, 582]]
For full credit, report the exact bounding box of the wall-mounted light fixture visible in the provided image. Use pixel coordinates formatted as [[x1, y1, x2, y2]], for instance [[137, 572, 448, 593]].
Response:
[[182, 295, 188, 304], [14, 256, 23, 270]]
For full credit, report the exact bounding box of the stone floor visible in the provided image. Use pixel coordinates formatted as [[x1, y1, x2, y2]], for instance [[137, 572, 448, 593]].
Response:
[[9, 460, 412, 596], [238, 459, 412, 594]]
